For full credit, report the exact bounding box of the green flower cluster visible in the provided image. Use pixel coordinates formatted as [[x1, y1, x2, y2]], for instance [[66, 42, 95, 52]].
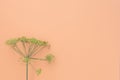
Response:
[[45, 54, 55, 63], [6, 38, 18, 45], [6, 36, 48, 46]]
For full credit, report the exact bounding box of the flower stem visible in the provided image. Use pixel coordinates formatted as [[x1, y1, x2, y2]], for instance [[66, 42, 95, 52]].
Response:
[[26, 62, 28, 80]]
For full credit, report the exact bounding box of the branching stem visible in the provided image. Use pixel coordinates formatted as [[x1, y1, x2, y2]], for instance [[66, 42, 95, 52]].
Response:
[[32, 46, 46, 56], [12, 46, 24, 57]]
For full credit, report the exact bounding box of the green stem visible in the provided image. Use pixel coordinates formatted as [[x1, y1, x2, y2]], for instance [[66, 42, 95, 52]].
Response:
[[28, 44, 34, 55], [30, 58, 46, 61], [12, 46, 24, 57], [22, 42, 27, 54], [28, 45, 39, 56], [32, 46, 46, 56], [26, 62, 28, 80]]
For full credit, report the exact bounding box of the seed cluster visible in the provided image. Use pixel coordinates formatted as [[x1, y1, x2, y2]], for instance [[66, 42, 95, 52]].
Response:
[[6, 36, 48, 46]]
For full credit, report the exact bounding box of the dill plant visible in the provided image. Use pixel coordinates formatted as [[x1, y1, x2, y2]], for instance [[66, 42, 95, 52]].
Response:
[[6, 36, 54, 80]]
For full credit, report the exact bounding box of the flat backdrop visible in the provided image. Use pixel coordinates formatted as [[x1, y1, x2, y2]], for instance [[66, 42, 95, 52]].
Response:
[[0, 0, 120, 80]]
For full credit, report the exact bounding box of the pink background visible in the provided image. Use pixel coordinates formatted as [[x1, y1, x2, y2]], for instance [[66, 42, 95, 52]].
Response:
[[0, 0, 120, 80]]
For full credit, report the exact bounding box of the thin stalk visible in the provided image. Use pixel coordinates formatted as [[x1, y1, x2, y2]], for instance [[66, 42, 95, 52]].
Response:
[[28, 44, 34, 55], [32, 46, 46, 56], [29, 45, 41, 56], [30, 57, 46, 61], [22, 42, 27, 54], [12, 46, 24, 57], [26, 62, 28, 80], [15, 45, 25, 56], [30, 63, 36, 71]]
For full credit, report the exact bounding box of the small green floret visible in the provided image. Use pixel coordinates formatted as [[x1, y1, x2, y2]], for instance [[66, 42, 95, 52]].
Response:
[[6, 38, 18, 45], [28, 38, 38, 44], [36, 68, 42, 76], [18, 36, 28, 42], [46, 54, 54, 63], [38, 41, 48, 46]]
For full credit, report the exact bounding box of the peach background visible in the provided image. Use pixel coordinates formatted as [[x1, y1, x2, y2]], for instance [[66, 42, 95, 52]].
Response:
[[0, 0, 120, 80]]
